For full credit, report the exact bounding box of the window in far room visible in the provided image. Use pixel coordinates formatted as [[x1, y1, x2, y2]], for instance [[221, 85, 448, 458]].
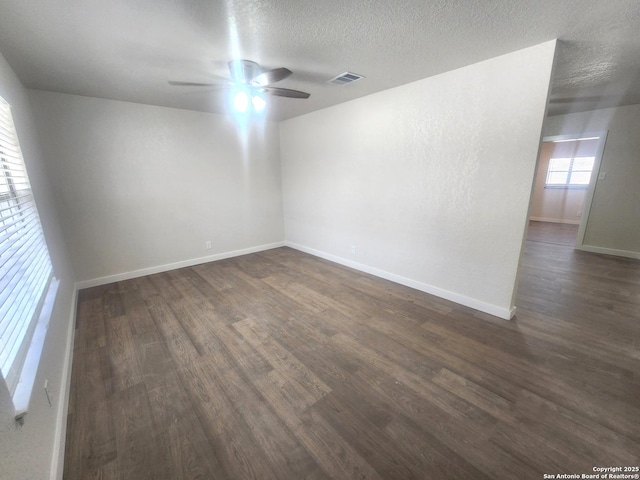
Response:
[[545, 156, 595, 188]]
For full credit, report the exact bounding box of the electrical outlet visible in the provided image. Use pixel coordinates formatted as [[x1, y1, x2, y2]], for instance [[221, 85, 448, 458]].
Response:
[[205, 241, 212, 250], [351, 245, 356, 256], [598, 172, 607, 180]]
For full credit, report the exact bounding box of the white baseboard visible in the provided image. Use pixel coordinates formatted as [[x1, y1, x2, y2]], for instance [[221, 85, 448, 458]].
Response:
[[529, 216, 581, 225], [75, 241, 286, 289], [577, 244, 640, 260], [285, 242, 516, 321], [51, 288, 78, 480]]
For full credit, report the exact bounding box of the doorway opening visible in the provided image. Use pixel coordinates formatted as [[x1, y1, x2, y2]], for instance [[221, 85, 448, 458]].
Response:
[[527, 133, 607, 247]]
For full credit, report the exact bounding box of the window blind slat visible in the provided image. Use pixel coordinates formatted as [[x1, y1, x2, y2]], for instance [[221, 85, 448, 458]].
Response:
[[0, 184, 31, 196], [0, 143, 23, 157], [0, 217, 40, 253], [0, 207, 38, 240], [0, 195, 35, 217], [0, 172, 27, 183], [0, 196, 35, 218], [0, 261, 51, 370], [0, 117, 14, 132], [0, 151, 26, 164], [0, 219, 40, 268], [0, 161, 26, 173], [0, 249, 50, 352], [0, 152, 17, 164], [0, 131, 19, 148], [0, 181, 27, 191], [0, 221, 41, 273], [0, 257, 51, 370], [0, 148, 24, 159], [0, 251, 50, 336], [0, 193, 33, 214], [0, 253, 50, 342], [0, 237, 48, 312], [0, 191, 33, 206], [0, 171, 25, 182]]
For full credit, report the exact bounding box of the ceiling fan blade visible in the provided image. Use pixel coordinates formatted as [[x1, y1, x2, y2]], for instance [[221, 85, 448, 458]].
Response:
[[168, 80, 223, 87], [251, 68, 292, 87], [550, 96, 602, 103], [262, 87, 310, 99]]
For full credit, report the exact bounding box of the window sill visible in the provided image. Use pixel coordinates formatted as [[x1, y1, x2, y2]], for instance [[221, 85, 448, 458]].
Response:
[[13, 277, 60, 423]]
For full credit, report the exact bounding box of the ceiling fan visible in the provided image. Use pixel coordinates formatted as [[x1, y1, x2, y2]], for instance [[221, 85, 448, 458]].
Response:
[[549, 96, 602, 104], [169, 59, 310, 112]]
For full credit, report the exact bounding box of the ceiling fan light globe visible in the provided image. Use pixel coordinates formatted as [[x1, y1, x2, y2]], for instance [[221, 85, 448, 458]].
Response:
[[233, 91, 250, 113], [252, 94, 267, 112]]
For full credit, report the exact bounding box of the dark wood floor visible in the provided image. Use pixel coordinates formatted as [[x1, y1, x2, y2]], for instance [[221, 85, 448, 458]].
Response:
[[65, 229, 640, 479], [526, 220, 579, 246]]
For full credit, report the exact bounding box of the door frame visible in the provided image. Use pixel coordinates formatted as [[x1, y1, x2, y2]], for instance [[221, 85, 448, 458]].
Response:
[[539, 130, 608, 249]]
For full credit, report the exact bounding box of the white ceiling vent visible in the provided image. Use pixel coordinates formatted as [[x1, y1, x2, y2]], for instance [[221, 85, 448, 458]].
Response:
[[327, 72, 365, 85]]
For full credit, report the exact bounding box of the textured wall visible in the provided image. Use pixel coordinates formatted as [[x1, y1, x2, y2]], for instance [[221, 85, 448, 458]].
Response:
[[543, 105, 640, 256], [0, 54, 76, 480], [28, 91, 285, 283], [280, 41, 556, 318]]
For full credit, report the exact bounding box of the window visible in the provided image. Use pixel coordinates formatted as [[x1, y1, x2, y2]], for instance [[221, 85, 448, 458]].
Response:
[[545, 156, 595, 188], [0, 95, 54, 398]]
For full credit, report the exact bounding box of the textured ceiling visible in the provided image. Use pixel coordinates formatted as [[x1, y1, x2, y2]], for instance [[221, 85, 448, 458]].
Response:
[[0, 0, 639, 121]]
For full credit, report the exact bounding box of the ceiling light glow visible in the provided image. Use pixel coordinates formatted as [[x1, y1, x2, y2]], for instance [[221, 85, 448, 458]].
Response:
[[233, 91, 250, 113], [252, 94, 266, 112]]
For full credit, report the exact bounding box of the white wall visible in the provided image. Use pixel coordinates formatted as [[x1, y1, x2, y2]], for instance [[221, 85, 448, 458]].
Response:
[[28, 91, 285, 284], [0, 54, 76, 480], [280, 41, 557, 319], [543, 105, 640, 257]]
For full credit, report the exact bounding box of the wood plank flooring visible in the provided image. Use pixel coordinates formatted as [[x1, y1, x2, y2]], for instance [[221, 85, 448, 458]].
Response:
[[64, 231, 640, 479], [527, 220, 579, 246]]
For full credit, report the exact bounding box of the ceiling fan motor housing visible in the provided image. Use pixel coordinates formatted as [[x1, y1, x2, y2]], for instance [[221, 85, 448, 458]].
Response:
[[230, 59, 261, 84]]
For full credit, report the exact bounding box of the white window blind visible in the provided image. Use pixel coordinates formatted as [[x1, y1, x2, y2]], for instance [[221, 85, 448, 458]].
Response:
[[545, 156, 595, 187], [0, 95, 53, 395]]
